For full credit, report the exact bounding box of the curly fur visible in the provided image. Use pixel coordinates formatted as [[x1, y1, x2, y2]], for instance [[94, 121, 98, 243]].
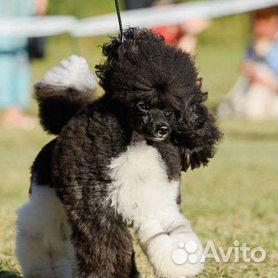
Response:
[[35, 55, 97, 135], [96, 28, 221, 170], [16, 28, 221, 278]]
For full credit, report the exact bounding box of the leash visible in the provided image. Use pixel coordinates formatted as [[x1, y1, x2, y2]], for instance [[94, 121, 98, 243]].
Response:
[[114, 0, 124, 42]]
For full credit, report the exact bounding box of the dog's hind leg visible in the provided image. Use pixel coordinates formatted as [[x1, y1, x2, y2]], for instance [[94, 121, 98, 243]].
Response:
[[16, 185, 76, 278]]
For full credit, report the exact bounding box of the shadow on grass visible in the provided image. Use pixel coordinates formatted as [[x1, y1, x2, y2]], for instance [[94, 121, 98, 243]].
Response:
[[0, 272, 21, 278]]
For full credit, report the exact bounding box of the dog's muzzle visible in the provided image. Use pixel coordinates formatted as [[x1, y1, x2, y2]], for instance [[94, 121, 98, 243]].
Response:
[[148, 122, 170, 141]]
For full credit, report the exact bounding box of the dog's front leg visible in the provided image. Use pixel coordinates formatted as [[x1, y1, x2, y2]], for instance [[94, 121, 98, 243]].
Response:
[[109, 140, 204, 277], [136, 210, 204, 278]]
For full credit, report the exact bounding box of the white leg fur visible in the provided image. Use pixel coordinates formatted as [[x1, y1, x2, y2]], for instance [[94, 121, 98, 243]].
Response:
[[16, 185, 76, 278], [108, 140, 204, 277]]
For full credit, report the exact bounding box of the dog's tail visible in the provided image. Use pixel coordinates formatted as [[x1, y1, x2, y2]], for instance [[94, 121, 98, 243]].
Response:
[[35, 55, 97, 135]]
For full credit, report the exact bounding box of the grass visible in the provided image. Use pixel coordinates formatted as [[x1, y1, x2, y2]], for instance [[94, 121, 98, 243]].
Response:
[[0, 120, 277, 277], [0, 3, 277, 277]]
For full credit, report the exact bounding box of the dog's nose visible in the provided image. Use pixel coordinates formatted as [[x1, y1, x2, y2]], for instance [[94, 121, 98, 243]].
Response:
[[156, 123, 169, 136]]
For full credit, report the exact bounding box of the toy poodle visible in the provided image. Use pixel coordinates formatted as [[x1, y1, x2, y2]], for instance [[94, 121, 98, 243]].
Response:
[[16, 28, 221, 278]]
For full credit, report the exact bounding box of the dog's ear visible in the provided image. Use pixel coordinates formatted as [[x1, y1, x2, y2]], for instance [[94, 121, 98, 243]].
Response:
[[172, 93, 222, 171]]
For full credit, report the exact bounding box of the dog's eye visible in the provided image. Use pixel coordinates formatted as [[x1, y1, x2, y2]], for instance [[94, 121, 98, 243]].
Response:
[[164, 110, 173, 118], [137, 102, 149, 112]]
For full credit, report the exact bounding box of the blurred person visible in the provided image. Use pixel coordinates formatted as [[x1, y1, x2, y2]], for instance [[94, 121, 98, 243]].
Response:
[[0, 0, 48, 129], [219, 7, 278, 120], [124, 0, 209, 54], [177, 18, 210, 54], [152, 0, 210, 54]]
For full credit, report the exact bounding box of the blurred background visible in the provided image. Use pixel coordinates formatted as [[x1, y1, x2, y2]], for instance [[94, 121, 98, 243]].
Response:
[[0, 1, 277, 277]]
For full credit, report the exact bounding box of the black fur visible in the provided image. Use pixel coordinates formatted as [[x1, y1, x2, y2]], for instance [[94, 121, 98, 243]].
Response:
[[35, 83, 95, 135], [31, 28, 221, 277], [95, 28, 221, 170], [29, 139, 56, 193]]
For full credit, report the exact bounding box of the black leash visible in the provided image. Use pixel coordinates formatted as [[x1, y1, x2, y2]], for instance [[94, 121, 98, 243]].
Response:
[[114, 0, 124, 42]]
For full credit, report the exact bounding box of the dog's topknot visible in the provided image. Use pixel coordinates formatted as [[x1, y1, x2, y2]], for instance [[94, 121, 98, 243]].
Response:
[[96, 28, 164, 91], [101, 27, 164, 60], [95, 28, 199, 109]]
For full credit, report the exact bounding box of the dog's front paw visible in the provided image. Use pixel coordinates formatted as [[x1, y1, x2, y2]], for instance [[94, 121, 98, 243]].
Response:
[[144, 232, 204, 277]]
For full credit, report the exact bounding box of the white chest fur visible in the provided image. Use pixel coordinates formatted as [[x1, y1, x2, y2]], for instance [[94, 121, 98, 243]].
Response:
[[108, 141, 204, 277], [108, 140, 180, 228]]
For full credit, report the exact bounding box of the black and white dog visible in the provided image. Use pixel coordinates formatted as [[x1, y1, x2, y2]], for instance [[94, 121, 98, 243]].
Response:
[[16, 28, 221, 278]]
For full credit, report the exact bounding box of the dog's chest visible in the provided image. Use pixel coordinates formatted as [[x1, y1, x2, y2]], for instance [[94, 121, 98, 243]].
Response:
[[108, 140, 180, 226]]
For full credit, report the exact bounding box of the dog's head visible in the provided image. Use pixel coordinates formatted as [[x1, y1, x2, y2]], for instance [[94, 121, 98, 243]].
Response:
[[128, 99, 176, 142], [96, 28, 222, 171]]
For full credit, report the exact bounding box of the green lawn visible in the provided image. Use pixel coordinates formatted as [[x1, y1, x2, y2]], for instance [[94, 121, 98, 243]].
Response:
[[0, 8, 277, 278], [0, 119, 277, 277]]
